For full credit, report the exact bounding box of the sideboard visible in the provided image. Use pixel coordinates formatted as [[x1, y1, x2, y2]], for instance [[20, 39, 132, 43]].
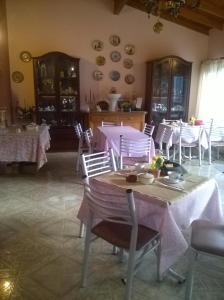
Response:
[[86, 111, 147, 132]]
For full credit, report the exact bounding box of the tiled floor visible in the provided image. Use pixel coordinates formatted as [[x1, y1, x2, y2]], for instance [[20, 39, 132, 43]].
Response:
[[0, 153, 224, 300]]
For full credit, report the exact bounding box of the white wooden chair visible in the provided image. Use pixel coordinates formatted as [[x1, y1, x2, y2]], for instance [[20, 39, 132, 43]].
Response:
[[119, 135, 152, 169], [143, 123, 155, 137], [79, 149, 117, 237], [74, 123, 86, 172], [102, 121, 123, 126], [81, 177, 161, 300], [175, 123, 202, 166], [155, 127, 173, 160], [207, 119, 224, 164], [185, 220, 224, 300], [83, 128, 94, 154]]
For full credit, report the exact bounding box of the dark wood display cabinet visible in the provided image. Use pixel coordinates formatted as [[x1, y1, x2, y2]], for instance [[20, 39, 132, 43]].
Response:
[[33, 51, 83, 151], [145, 56, 192, 126]]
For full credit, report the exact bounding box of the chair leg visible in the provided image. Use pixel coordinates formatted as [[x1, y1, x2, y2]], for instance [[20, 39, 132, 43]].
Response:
[[217, 147, 220, 160], [185, 249, 196, 300], [156, 239, 162, 282], [189, 148, 192, 161], [179, 145, 182, 165], [208, 143, 212, 165], [81, 223, 92, 287], [125, 247, 136, 300], [198, 144, 201, 166], [79, 222, 85, 238]]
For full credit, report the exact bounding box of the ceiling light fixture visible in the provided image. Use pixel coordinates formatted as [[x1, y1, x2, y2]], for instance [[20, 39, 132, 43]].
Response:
[[143, 0, 200, 33]]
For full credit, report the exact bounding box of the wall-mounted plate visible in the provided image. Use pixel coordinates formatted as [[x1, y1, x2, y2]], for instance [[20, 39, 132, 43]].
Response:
[[110, 70, 120, 81], [20, 51, 32, 62], [93, 70, 103, 81], [92, 40, 104, 51], [110, 51, 121, 62], [12, 71, 24, 83], [96, 56, 106, 66], [125, 74, 135, 84], [124, 44, 135, 55], [109, 34, 120, 46], [123, 58, 133, 69]]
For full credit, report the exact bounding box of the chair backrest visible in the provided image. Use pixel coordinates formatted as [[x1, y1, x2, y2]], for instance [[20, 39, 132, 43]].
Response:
[[84, 178, 136, 227], [83, 128, 94, 153], [101, 121, 123, 127], [81, 148, 117, 178], [208, 119, 224, 142], [74, 123, 83, 139], [119, 135, 151, 169], [179, 123, 202, 144], [143, 123, 155, 136], [162, 118, 182, 124], [156, 127, 173, 151]]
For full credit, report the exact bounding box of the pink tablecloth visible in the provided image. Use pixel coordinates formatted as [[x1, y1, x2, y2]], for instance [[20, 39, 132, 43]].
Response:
[[94, 126, 155, 160], [77, 173, 223, 276], [156, 123, 208, 149], [0, 126, 50, 169]]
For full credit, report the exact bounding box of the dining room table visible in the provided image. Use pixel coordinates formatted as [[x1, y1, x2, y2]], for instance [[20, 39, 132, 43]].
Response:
[[77, 171, 223, 277], [155, 122, 209, 150], [94, 125, 155, 161], [0, 125, 50, 169]]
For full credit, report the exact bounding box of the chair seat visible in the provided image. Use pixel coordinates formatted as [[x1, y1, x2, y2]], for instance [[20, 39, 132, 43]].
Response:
[[191, 220, 224, 257], [92, 220, 159, 250], [123, 156, 148, 165], [181, 142, 198, 148], [211, 141, 224, 147]]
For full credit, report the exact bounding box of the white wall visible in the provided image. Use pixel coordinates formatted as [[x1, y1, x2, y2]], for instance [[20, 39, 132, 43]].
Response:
[[6, 0, 209, 117]]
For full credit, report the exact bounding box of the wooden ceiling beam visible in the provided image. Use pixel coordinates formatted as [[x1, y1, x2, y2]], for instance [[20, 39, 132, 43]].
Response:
[[199, 0, 224, 19], [114, 0, 128, 15], [180, 7, 223, 30]]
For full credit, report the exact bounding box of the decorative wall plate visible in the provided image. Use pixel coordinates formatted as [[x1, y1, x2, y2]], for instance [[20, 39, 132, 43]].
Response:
[[124, 44, 135, 55], [110, 51, 121, 62], [110, 70, 120, 81], [20, 51, 32, 62], [96, 56, 106, 66], [123, 58, 133, 69], [12, 71, 24, 83], [125, 74, 135, 84], [92, 40, 104, 51], [93, 70, 103, 81], [109, 34, 120, 46]]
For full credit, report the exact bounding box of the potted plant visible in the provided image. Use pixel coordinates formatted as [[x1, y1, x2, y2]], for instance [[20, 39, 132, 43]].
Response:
[[150, 155, 164, 178]]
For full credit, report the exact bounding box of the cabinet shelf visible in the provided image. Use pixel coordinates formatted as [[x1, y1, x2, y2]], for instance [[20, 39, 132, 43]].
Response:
[[145, 56, 192, 125], [33, 51, 82, 151]]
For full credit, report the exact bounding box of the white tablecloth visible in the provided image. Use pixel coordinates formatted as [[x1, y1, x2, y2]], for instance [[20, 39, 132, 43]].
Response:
[[94, 126, 155, 160], [156, 123, 208, 149], [0, 126, 50, 169], [77, 173, 223, 275]]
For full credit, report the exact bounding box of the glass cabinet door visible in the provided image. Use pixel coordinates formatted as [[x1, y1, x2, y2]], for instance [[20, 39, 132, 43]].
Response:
[[170, 59, 191, 121], [151, 58, 170, 124]]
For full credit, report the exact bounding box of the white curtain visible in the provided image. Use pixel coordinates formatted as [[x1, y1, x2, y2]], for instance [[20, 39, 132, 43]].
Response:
[[197, 59, 224, 121]]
